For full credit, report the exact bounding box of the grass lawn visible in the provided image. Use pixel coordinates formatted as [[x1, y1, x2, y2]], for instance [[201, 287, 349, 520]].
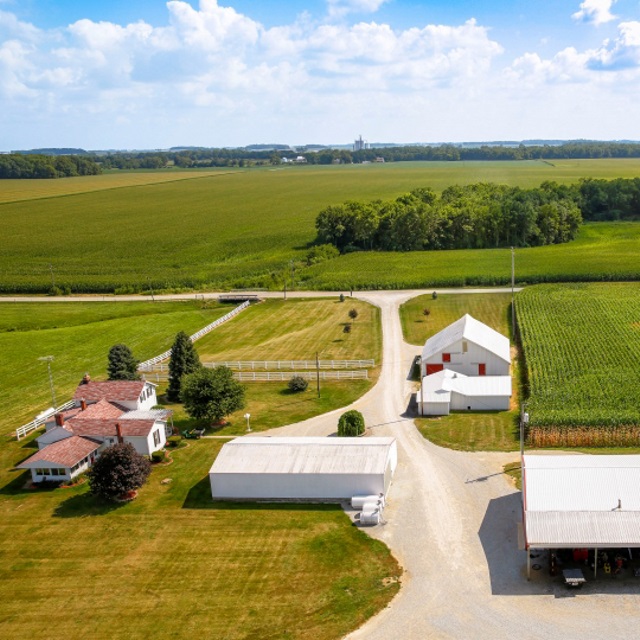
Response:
[[195, 298, 381, 363], [0, 435, 400, 640], [0, 301, 230, 434], [399, 292, 513, 346], [407, 292, 521, 451], [162, 379, 373, 435]]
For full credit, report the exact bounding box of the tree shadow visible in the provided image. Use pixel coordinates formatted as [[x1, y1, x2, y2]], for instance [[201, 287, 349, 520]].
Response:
[[0, 469, 38, 495], [182, 475, 343, 512], [53, 492, 127, 518]]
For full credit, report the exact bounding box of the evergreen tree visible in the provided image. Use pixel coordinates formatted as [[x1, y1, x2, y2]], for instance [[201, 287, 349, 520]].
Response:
[[107, 344, 139, 380], [88, 443, 151, 501], [166, 331, 201, 402]]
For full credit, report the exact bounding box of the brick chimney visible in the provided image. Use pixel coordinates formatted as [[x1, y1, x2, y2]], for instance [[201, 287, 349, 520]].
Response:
[[80, 399, 87, 411], [54, 412, 65, 427], [115, 422, 124, 444]]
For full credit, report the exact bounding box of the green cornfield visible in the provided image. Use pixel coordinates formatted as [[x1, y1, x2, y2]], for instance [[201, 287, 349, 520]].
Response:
[[516, 283, 640, 445]]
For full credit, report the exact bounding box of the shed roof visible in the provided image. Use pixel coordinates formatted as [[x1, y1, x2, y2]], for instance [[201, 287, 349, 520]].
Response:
[[422, 314, 510, 363], [523, 454, 640, 548], [17, 436, 100, 469], [421, 369, 511, 403], [210, 437, 396, 476]]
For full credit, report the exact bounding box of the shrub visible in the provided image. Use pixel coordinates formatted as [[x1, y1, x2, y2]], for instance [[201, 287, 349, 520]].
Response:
[[348, 308, 359, 321], [339, 293, 345, 302], [337, 410, 365, 437], [343, 323, 352, 334], [432, 291, 438, 299], [151, 450, 165, 463], [288, 375, 309, 393], [167, 435, 182, 447], [88, 443, 151, 501]]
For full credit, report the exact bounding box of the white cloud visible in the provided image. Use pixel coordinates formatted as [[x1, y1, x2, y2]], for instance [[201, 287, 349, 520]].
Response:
[[327, 0, 389, 19], [572, 0, 617, 26]]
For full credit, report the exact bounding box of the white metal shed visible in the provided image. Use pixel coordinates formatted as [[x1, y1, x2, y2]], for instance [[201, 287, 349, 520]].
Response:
[[209, 436, 397, 501]]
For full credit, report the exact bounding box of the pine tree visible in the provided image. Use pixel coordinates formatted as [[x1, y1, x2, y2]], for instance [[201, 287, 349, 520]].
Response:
[[167, 331, 201, 402], [107, 344, 139, 380], [181, 366, 245, 424]]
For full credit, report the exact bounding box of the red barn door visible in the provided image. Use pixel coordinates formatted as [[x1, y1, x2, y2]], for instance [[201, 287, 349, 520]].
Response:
[[426, 364, 444, 376], [478, 363, 486, 376]]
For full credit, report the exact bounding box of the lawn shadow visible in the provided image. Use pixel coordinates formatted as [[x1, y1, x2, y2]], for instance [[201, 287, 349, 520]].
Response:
[[0, 469, 39, 495], [183, 475, 343, 512], [53, 492, 128, 518]]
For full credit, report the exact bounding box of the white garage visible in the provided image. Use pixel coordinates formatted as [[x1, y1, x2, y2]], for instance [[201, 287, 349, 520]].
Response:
[[209, 436, 397, 501]]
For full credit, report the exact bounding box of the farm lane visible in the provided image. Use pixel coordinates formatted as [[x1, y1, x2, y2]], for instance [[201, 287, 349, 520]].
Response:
[[268, 291, 640, 640]]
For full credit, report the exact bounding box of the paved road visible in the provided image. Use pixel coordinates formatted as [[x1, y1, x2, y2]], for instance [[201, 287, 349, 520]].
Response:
[[268, 291, 640, 640]]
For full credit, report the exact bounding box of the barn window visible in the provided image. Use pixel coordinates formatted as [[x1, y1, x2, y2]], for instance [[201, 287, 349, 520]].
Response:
[[442, 353, 451, 363], [462, 341, 468, 353]]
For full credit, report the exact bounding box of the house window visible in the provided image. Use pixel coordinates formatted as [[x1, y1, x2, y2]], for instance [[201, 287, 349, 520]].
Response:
[[442, 353, 451, 363], [153, 430, 161, 446], [36, 468, 46, 476]]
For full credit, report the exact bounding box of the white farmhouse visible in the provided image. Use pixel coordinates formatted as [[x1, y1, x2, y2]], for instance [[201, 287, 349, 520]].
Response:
[[209, 436, 397, 501], [421, 313, 510, 378]]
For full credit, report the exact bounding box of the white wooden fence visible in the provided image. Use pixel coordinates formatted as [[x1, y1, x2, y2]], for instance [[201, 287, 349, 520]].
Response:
[[143, 358, 376, 372], [16, 400, 75, 440], [138, 301, 250, 371], [145, 370, 368, 383]]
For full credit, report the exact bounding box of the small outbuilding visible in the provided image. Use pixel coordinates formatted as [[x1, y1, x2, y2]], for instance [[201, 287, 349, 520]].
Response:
[[209, 436, 397, 501], [522, 454, 640, 577], [421, 314, 510, 378], [418, 368, 512, 415]]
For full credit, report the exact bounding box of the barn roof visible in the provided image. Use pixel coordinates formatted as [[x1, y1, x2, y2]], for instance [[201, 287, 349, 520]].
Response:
[[17, 436, 100, 469], [421, 369, 512, 403], [210, 437, 396, 476], [422, 314, 510, 363], [523, 454, 640, 548]]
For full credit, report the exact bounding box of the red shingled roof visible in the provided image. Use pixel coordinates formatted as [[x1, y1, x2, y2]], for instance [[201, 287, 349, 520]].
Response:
[[18, 436, 100, 469], [72, 398, 125, 420], [68, 418, 157, 438], [73, 380, 150, 403]]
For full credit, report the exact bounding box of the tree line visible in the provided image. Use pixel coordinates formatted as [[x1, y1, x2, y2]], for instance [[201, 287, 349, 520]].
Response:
[[0, 154, 101, 179]]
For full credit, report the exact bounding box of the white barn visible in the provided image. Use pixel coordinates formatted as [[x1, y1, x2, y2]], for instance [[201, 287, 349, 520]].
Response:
[[421, 314, 510, 378], [418, 369, 512, 416], [209, 436, 397, 501]]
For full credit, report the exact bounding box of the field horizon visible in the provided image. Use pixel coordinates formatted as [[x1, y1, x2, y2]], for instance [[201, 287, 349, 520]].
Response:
[[2, 159, 640, 294]]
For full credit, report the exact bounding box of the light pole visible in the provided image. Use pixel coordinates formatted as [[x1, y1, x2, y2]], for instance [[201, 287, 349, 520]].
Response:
[[244, 412, 251, 433], [38, 355, 57, 408]]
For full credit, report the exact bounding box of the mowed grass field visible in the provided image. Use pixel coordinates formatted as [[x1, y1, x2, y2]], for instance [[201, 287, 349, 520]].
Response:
[[516, 283, 640, 439], [0, 301, 230, 434], [0, 436, 400, 640], [2, 159, 640, 293], [152, 298, 381, 435], [404, 293, 520, 451]]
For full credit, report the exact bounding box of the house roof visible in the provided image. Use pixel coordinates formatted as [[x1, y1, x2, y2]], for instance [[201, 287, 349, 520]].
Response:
[[210, 437, 396, 476], [523, 454, 640, 548], [422, 314, 510, 363], [73, 380, 154, 403], [119, 409, 172, 421], [71, 398, 126, 420], [67, 418, 157, 438], [17, 436, 100, 469], [421, 369, 512, 404]]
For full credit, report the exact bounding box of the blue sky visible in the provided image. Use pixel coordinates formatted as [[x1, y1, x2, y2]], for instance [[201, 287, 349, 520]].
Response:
[[1, 0, 639, 149]]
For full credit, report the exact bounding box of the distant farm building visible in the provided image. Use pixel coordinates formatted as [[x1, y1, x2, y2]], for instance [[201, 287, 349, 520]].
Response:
[[421, 314, 510, 378], [209, 436, 397, 501], [418, 315, 511, 415], [522, 454, 640, 578]]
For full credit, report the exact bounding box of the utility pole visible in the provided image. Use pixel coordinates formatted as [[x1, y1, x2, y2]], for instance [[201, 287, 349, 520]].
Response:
[[316, 351, 320, 398], [147, 277, 155, 302], [38, 356, 57, 408], [49, 263, 55, 290], [289, 260, 295, 291]]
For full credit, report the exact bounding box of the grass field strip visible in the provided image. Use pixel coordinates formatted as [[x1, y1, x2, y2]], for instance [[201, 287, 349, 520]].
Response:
[[146, 370, 368, 382], [138, 301, 249, 370], [144, 358, 375, 371]]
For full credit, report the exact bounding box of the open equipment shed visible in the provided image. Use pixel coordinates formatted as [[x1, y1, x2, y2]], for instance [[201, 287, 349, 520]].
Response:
[[522, 454, 640, 577], [209, 436, 397, 501]]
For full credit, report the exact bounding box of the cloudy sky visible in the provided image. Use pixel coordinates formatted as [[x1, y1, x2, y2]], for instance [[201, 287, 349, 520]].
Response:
[[1, 0, 639, 150]]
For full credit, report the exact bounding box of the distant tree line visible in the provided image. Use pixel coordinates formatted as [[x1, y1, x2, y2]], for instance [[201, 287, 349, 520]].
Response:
[[315, 178, 640, 252], [0, 154, 101, 178]]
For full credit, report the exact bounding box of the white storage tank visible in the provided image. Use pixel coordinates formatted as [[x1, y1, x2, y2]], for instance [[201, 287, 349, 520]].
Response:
[[360, 509, 381, 525], [352, 494, 384, 509]]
